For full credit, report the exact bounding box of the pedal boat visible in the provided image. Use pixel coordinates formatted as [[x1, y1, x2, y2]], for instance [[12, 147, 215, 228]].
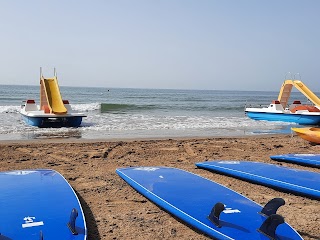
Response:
[[21, 99, 86, 127], [245, 79, 320, 125], [20, 69, 86, 128]]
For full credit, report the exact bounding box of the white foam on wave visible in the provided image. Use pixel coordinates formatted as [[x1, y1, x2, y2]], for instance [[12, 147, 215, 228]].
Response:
[[0, 108, 293, 140], [0, 105, 21, 113], [0, 102, 100, 114], [70, 102, 100, 112], [82, 114, 289, 132]]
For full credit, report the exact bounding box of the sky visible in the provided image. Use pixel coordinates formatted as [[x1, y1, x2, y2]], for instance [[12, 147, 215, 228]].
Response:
[[0, 0, 320, 91]]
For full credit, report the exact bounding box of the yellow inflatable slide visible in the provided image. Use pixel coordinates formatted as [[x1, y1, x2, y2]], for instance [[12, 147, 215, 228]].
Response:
[[40, 72, 67, 114], [278, 80, 320, 108]]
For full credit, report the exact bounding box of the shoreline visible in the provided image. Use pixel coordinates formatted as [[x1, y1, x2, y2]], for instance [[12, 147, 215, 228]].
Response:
[[0, 134, 319, 239], [0, 133, 287, 145]]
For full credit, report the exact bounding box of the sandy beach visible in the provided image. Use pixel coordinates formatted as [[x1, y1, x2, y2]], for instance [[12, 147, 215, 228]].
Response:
[[0, 134, 319, 240]]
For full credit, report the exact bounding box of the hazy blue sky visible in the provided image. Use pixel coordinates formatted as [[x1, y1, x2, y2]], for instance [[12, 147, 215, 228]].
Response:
[[1, 1, 320, 91]]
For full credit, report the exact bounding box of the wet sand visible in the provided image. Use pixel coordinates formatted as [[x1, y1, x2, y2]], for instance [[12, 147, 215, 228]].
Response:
[[0, 135, 319, 239]]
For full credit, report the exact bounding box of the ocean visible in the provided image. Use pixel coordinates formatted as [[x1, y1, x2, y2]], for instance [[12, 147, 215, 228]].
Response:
[[0, 85, 310, 140]]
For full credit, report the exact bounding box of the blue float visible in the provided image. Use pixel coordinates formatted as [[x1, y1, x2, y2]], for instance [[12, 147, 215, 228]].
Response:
[[196, 161, 320, 199], [270, 154, 320, 168], [116, 166, 302, 239], [0, 169, 87, 239]]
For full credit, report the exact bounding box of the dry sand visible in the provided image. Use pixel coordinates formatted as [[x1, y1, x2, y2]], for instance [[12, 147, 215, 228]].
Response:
[[0, 134, 319, 240]]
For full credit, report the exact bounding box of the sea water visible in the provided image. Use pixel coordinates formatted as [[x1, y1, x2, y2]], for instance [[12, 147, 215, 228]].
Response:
[[0, 85, 312, 140]]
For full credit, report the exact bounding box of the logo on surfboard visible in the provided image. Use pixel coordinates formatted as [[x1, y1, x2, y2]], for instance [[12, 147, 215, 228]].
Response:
[[222, 204, 241, 214], [223, 207, 241, 214], [217, 161, 240, 164], [134, 167, 159, 171], [22, 216, 44, 228], [5, 170, 37, 175]]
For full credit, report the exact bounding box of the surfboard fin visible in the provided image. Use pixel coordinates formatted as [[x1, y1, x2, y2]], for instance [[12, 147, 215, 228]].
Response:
[[260, 198, 285, 216], [208, 202, 225, 227], [258, 214, 284, 239], [67, 208, 79, 235]]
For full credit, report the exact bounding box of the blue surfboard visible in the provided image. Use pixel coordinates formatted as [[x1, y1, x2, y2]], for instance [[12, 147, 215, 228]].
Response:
[[270, 154, 320, 168], [116, 167, 302, 240], [196, 161, 320, 199], [0, 169, 87, 239]]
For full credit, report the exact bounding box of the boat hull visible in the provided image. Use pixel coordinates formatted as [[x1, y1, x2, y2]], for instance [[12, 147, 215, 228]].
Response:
[[245, 111, 320, 125], [21, 114, 83, 128]]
